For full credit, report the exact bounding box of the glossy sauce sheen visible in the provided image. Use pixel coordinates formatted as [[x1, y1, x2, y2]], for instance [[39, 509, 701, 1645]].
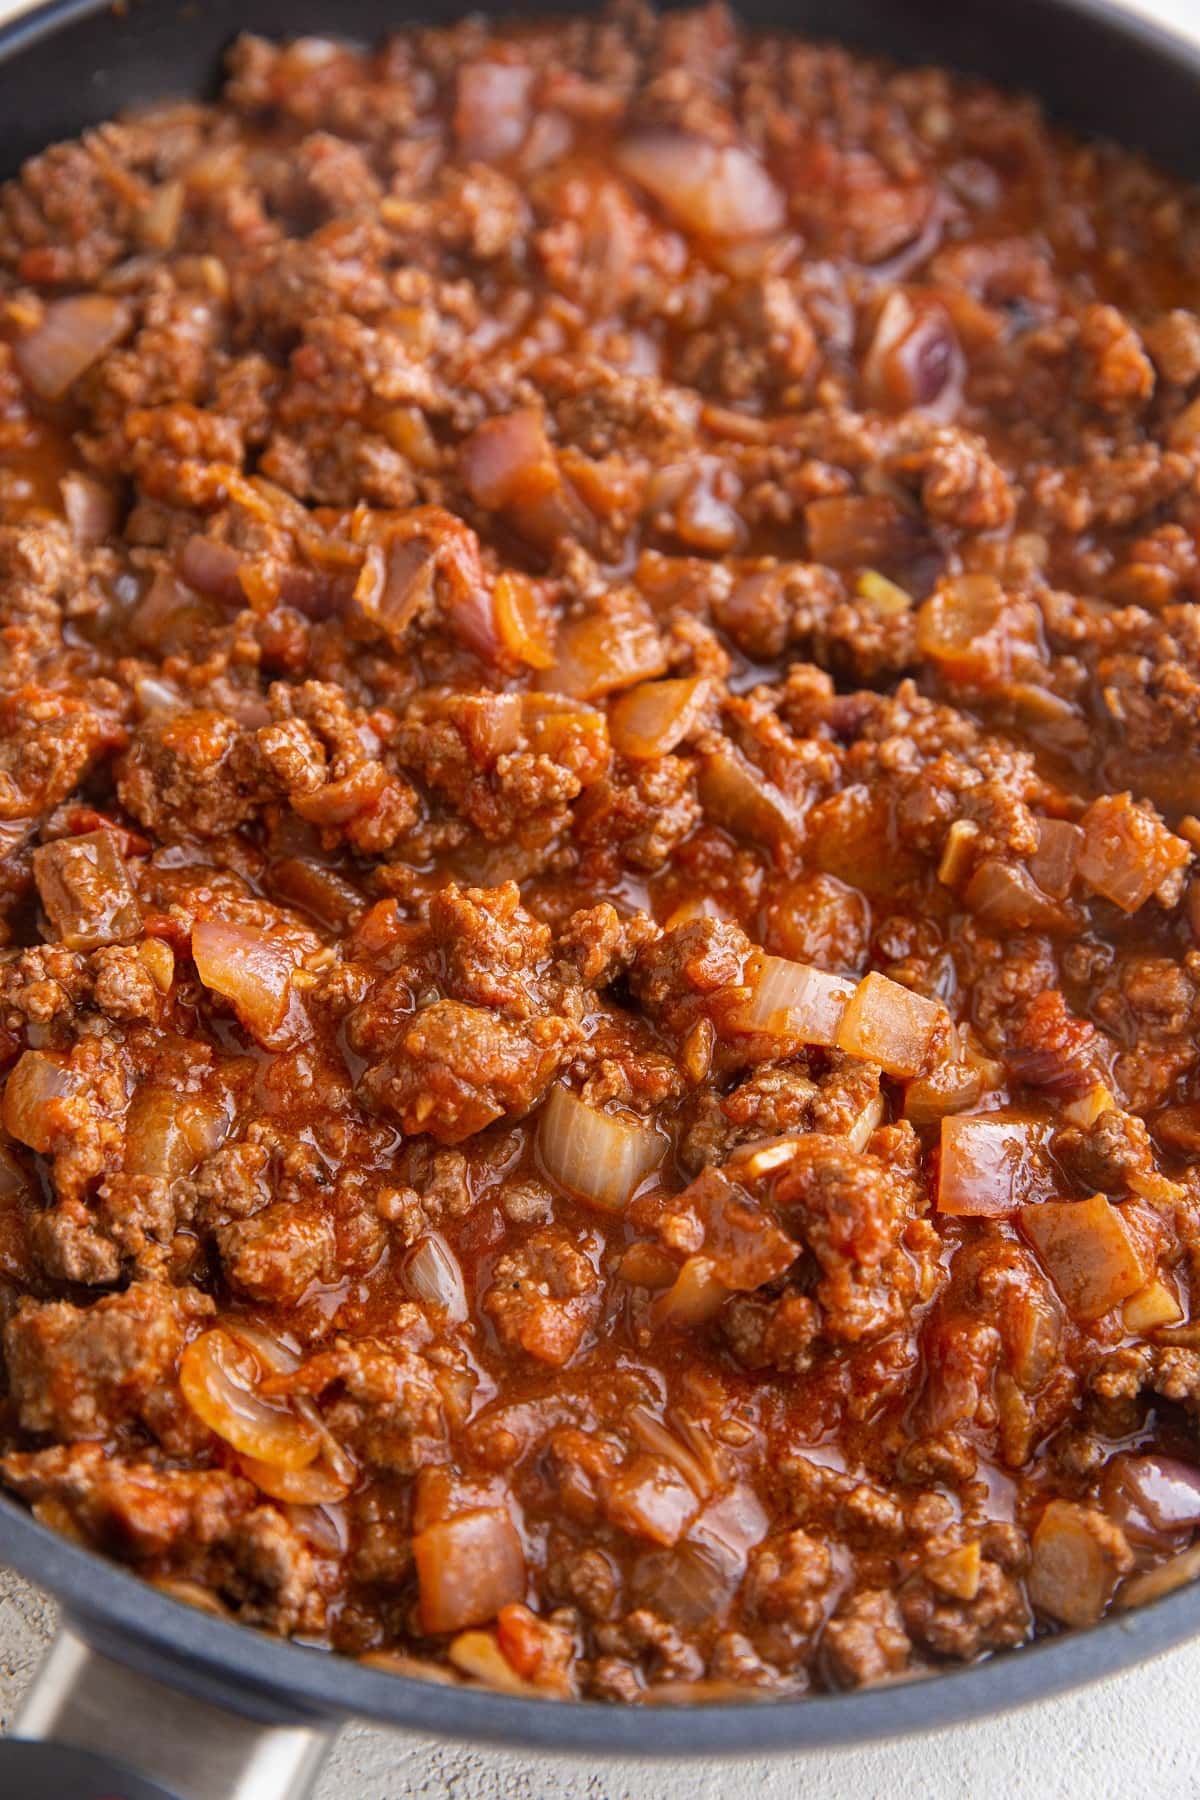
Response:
[[2, 2, 1200, 1703]]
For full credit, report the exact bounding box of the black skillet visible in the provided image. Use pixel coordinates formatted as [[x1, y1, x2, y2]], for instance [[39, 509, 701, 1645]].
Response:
[[0, 1, 1199, 1793]]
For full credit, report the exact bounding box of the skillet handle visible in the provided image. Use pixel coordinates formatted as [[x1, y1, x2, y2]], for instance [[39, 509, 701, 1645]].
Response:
[[12, 1627, 333, 1800]]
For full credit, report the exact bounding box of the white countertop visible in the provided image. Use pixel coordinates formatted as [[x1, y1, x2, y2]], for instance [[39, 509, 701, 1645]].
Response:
[[2, 0, 1200, 1793]]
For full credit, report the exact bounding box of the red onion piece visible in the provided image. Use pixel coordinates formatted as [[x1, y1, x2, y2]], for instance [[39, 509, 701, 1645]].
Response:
[[413, 1508, 526, 1634], [454, 60, 534, 162], [60, 472, 117, 547], [16, 294, 132, 400], [616, 129, 785, 239], [177, 536, 246, 605]]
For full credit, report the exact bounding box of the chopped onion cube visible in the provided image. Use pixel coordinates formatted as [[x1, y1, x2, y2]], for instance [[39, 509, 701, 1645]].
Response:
[[1, 1051, 80, 1154], [238, 1452, 351, 1505], [1029, 1500, 1131, 1627], [15, 294, 131, 399], [696, 743, 805, 853], [1029, 817, 1084, 900], [609, 677, 709, 761], [1020, 1194, 1151, 1322], [733, 953, 854, 1045], [835, 972, 943, 1076], [1077, 793, 1190, 913], [1122, 1278, 1183, 1332], [651, 1255, 730, 1330], [936, 1114, 1055, 1216], [615, 129, 785, 240], [604, 1453, 702, 1547], [538, 1084, 665, 1214], [413, 1507, 526, 1634], [537, 590, 667, 701], [192, 919, 300, 1047]]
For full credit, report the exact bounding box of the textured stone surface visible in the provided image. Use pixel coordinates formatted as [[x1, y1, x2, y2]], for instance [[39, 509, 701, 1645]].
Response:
[[2, 0, 1200, 1793]]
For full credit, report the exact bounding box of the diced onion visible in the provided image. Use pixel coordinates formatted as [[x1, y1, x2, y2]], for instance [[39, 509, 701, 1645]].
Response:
[[605, 1454, 702, 1547], [123, 1087, 227, 1181], [537, 591, 667, 701], [936, 1114, 1054, 1216], [1118, 1542, 1200, 1610], [962, 858, 1063, 929], [1029, 1500, 1127, 1628], [413, 1507, 527, 1634], [1020, 1194, 1150, 1322], [32, 831, 142, 952], [609, 677, 709, 761], [179, 1328, 320, 1470], [1122, 1278, 1183, 1331], [915, 575, 1007, 684], [454, 59, 533, 162], [177, 536, 246, 605], [615, 130, 785, 239], [696, 744, 804, 853], [15, 294, 131, 400], [538, 1085, 665, 1213], [1077, 793, 1190, 913], [629, 1406, 718, 1499], [631, 1539, 738, 1628], [60, 472, 117, 547], [805, 495, 918, 570], [1105, 1455, 1200, 1542], [733, 953, 854, 1045], [447, 1628, 535, 1694], [238, 1453, 351, 1505], [1, 1050, 79, 1154], [1029, 817, 1084, 900], [191, 919, 299, 1046], [835, 972, 943, 1077], [403, 1232, 469, 1325], [494, 572, 554, 669]]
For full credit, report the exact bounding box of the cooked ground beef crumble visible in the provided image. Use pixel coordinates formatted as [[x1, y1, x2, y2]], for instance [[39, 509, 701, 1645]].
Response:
[[2, 0, 1200, 1702]]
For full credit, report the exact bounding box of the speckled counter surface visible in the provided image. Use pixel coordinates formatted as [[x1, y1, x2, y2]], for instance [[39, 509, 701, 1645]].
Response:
[[2, 0, 1200, 1793]]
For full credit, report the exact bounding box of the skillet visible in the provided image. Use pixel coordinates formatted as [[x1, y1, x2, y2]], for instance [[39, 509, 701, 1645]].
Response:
[[0, 0, 1198, 1792]]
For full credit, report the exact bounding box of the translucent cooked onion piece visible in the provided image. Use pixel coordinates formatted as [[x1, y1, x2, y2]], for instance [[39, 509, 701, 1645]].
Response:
[[403, 1232, 469, 1325], [60, 472, 117, 548], [238, 1452, 351, 1505], [191, 919, 299, 1046], [936, 1114, 1055, 1216], [179, 1328, 320, 1470], [15, 294, 132, 399], [835, 972, 943, 1077], [538, 1085, 665, 1213], [494, 571, 554, 669], [733, 953, 854, 1045], [696, 743, 804, 854], [1122, 1277, 1183, 1331], [1020, 1194, 1151, 1322], [537, 590, 667, 701], [608, 677, 709, 761], [1076, 792, 1190, 913], [1029, 1500, 1130, 1628], [123, 1087, 228, 1182], [412, 1507, 527, 1634], [615, 130, 785, 239], [1, 1050, 79, 1154], [1029, 816, 1084, 900], [651, 1255, 731, 1330]]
